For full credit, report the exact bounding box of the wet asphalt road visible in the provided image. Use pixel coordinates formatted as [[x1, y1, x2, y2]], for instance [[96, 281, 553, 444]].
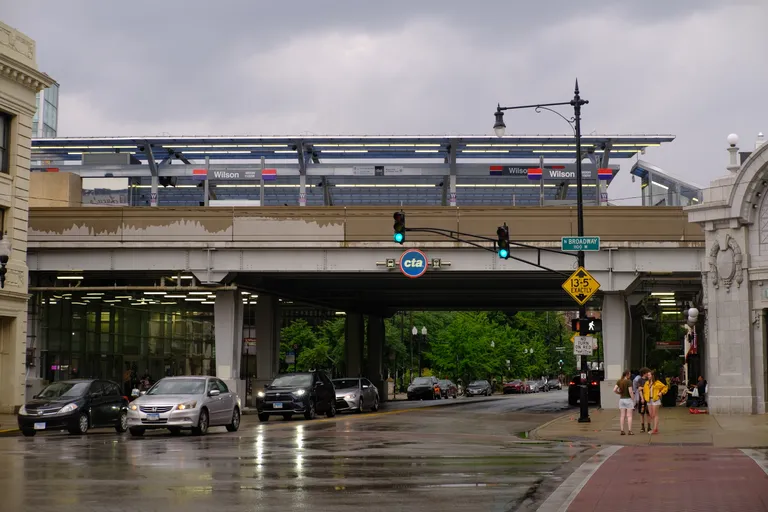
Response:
[[0, 391, 596, 512]]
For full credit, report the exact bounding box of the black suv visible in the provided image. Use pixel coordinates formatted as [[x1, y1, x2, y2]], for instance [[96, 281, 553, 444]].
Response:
[[256, 371, 336, 421]]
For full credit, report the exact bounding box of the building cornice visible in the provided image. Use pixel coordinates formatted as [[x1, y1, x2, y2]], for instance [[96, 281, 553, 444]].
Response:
[[0, 54, 55, 92]]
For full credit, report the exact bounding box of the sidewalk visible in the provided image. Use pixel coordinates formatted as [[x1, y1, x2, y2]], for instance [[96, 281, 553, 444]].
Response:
[[531, 405, 768, 448], [0, 413, 16, 433]]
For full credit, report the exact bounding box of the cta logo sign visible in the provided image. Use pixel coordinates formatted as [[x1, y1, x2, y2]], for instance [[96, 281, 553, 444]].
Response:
[[399, 249, 428, 278]]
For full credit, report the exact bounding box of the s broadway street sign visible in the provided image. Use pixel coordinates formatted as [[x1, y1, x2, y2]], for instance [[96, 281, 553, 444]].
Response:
[[561, 236, 600, 252]]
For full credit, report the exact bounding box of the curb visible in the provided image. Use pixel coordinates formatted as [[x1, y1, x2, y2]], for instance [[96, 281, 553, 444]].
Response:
[[527, 412, 571, 441], [242, 395, 507, 415]]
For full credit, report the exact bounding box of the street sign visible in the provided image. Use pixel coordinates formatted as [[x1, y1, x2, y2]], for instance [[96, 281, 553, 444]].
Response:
[[561, 236, 600, 252], [285, 351, 296, 364], [555, 347, 565, 352], [399, 249, 429, 279], [572, 317, 602, 334], [573, 336, 594, 356], [562, 267, 601, 305]]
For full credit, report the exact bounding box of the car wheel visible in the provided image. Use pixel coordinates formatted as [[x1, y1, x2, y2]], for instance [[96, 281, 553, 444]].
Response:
[[371, 396, 379, 412], [258, 413, 270, 422], [304, 400, 316, 420], [129, 427, 145, 437], [68, 413, 89, 435], [358, 398, 365, 413], [21, 429, 36, 437], [115, 411, 128, 433], [168, 427, 182, 436], [326, 402, 336, 418], [226, 407, 241, 432], [192, 409, 209, 436]]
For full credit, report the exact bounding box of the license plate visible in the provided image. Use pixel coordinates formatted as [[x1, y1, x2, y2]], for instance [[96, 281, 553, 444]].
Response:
[[273, 403, 283, 409], [146, 413, 160, 421], [33, 422, 46, 430]]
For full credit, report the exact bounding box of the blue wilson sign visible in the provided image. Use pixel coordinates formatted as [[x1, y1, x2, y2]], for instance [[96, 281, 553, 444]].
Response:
[[399, 249, 428, 278]]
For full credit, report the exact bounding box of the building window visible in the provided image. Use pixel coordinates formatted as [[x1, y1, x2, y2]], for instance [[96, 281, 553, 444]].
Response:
[[0, 112, 10, 174]]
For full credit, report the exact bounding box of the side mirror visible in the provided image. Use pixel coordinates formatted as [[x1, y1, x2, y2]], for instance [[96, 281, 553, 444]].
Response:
[[209, 389, 220, 397], [315, 381, 323, 388], [140, 391, 147, 396]]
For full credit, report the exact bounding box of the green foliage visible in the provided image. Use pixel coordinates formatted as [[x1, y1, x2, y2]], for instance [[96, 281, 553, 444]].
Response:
[[279, 318, 345, 376]]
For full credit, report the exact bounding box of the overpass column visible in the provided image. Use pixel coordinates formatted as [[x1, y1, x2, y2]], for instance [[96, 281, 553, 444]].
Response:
[[214, 290, 245, 399], [599, 293, 629, 409], [345, 313, 364, 377], [366, 315, 385, 402], [252, 294, 281, 394]]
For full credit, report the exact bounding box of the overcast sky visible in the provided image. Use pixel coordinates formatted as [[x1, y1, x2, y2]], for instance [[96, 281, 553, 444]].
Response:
[[5, 0, 768, 204]]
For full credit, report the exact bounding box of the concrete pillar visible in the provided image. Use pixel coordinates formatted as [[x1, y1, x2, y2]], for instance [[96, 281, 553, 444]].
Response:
[[628, 306, 645, 371], [214, 290, 244, 399], [252, 294, 281, 393], [366, 315, 385, 401], [600, 293, 629, 409], [345, 313, 364, 377], [150, 175, 159, 206]]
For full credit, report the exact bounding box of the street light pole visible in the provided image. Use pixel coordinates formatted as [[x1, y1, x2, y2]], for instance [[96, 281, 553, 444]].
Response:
[[411, 326, 417, 382], [494, 79, 590, 422]]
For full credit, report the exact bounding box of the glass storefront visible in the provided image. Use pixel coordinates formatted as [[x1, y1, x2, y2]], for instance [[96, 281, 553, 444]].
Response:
[[32, 292, 215, 395]]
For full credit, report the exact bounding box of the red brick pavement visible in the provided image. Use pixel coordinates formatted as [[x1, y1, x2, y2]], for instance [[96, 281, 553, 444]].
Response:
[[568, 446, 768, 511]]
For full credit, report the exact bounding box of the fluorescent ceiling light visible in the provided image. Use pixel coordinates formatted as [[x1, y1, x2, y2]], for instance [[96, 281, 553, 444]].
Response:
[[652, 181, 669, 190], [201, 301, 215, 304], [661, 311, 680, 315], [164, 295, 187, 299], [85, 292, 104, 296], [143, 291, 167, 295], [241, 291, 250, 295], [115, 295, 133, 299], [57, 276, 83, 280], [131, 302, 147, 306], [170, 276, 194, 280], [160, 301, 177, 305], [188, 291, 212, 295], [336, 311, 346, 315], [650, 292, 675, 296], [103, 300, 120, 303], [185, 298, 206, 302], [71, 302, 88, 306]]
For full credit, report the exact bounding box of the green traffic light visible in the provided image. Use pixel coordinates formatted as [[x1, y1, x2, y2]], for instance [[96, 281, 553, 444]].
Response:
[[394, 232, 404, 243], [498, 248, 509, 259]]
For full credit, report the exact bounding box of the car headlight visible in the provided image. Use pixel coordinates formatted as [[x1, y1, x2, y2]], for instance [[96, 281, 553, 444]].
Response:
[[176, 401, 197, 410], [345, 393, 357, 400], [257, 391, 265, 398], [295, 389, 306, 397], [18, 405, 28, 416], [58, 403, 78, 414], [130, 404, 139, 411]]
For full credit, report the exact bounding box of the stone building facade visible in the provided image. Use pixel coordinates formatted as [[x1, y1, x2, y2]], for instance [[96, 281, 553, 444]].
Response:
[[0, 22, 55, 412]]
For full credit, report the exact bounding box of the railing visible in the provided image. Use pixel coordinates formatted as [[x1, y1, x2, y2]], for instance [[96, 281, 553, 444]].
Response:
[[28, 206, 703, 244]]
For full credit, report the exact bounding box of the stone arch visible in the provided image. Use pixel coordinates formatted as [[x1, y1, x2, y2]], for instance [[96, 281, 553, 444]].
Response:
[[728, 142, 768, 225]]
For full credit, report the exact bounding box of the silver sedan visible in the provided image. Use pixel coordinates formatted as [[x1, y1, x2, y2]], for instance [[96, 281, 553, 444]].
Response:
[[332, 377, 379, 413], [127, 376, 241, 436]]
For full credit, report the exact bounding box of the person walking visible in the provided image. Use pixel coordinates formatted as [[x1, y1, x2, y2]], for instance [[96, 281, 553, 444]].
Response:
[[643, 370, 669, 434], [633, 367, 651, 432], [614, 369, 635, 435]]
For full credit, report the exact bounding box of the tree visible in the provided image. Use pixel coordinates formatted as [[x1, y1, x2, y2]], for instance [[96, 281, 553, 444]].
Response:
[[279, 319, 317, 372]]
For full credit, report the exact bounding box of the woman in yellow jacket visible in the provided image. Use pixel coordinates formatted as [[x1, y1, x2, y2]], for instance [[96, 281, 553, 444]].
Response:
[[643, 371, 668, 434]]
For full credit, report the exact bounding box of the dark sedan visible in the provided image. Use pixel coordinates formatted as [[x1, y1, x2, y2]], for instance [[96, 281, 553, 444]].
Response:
[[407, 377, 440, 400], [465, 380, 493, 397], [18, 379, 129, 437], [568, 374, 601, 406], [438, 379, 458, 399]]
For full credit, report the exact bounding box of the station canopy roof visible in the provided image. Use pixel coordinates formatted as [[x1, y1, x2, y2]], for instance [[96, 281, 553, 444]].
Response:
[[32, 134, 675, 162]]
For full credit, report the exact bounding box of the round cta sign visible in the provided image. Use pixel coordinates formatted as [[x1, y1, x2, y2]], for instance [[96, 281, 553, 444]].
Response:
[[399, 249, 428, 278]]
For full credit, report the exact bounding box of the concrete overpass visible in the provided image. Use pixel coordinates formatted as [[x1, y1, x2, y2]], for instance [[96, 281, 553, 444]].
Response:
[[26, 205, 704, 406]]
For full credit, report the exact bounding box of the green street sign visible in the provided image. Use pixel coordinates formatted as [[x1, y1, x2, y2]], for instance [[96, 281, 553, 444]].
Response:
[[561, 236, 600, 252]]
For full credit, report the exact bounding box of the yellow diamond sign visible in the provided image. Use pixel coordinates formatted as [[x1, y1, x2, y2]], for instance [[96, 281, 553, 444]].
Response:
[[562, 266, 600, 306]]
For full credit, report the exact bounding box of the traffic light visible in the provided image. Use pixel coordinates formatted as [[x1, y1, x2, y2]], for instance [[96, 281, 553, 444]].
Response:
[[496, 224, 510, 259], [572, 317, 602, 335], [393, 211, 406, 244]]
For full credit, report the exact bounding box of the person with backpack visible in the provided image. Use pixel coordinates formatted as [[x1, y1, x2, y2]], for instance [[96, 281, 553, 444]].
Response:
[[633, 367, 651, 433]]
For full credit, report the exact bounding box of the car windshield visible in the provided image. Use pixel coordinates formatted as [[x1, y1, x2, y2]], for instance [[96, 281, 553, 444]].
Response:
[[38, 382, 90, 398], [412, 377, 432, 386], [438, 380, 450, 386], [332, 379, 360, 389], [147, 378, 205, 395], [469, 381, 486, 387], [271, 374, 313, 388]]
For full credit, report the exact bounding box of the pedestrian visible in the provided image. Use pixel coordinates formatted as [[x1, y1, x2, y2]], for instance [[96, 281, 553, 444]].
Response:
[[614, 369, 635, 435], [643, 370, 668, 434], [633, 367, 651, 432]]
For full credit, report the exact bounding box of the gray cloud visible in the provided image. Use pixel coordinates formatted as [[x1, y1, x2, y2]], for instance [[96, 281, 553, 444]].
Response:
[[5, 0, 768, 204]]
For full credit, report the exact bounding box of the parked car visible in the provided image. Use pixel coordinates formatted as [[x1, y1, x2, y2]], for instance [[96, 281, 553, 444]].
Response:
[[18, 379, 129, 437], [127, 376, 241, 436], [503, 380, 526, 394], [332, 377, 379, 413], [407, 376, 441, 400], [546, 379, 563, 391], [537, 379, 549, 392], [257, 371, 336, 421], [438, 379, 458, 399], [465, 380, 493, 397], [568, 374, 601, 406], [526, 380, 542, 393]]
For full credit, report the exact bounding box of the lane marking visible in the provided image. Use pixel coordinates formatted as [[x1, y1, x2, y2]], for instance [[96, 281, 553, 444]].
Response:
[[740, 449, 768, 476], [535, 445, 622, 512]]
